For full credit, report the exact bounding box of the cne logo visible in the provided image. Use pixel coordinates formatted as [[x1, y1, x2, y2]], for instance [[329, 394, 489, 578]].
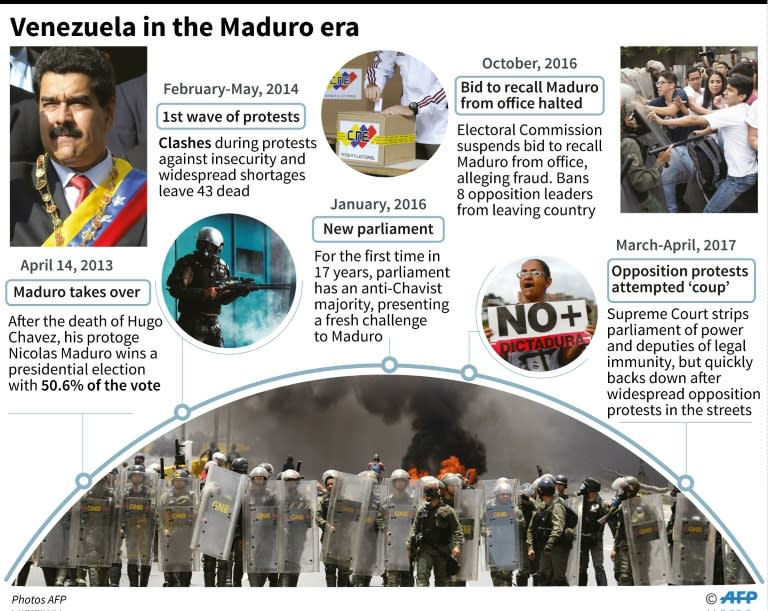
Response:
[[346, 123, 377, 149], [329, 70, 357, 91]]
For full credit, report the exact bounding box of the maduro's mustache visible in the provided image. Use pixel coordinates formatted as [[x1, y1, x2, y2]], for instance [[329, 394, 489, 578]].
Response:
[[49, 124, 83, 139]]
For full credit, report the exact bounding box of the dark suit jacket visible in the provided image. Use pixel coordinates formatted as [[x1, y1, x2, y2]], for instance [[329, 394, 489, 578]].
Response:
[[10, 158, 147, 247], [107, 73, 147, 170], [10, 85, 42, 163]]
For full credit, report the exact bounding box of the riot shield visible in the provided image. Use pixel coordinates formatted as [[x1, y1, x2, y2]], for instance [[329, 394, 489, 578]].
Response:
[[670, 494, 715, 585], [243, 479, 279, 574], [36, 508, 77, 568], [351, 482, 384, 577], [382, 479, 420, 572], [322, 472, 372, 568], [72, 480, 118, 567], [455, 488, 482, 581], [622, 494, 670, 585], [481, 480, 520, 572], [116, 469, 159, 565], [722, 540, 753, 585], [564, 495, 583, 586], [278, 479, 319, 574], [191, 464, 248, 560], [157, 475, 200, 573]]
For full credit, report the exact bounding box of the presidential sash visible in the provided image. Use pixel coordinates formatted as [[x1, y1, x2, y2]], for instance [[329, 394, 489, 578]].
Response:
[[42, 157, 147, 247]]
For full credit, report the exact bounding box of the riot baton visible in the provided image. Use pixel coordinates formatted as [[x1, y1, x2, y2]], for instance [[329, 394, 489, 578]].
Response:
[[647, 133, 708, 157]]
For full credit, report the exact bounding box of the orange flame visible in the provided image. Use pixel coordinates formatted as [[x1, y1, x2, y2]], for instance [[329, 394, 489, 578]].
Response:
[[408, 465, 429, 480], [437, 455, 477, 486], [407, 456, 479, 486]]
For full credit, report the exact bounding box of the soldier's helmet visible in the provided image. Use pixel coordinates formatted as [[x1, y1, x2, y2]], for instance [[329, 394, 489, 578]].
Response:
[[173, 469, 189, 480], [494, 482, 514, 498], [612, 476, 640, 500], [579, 477, 601, 495], [258, 463, 275, 475], [421, 476, 440, 499], [520, 483, 535, 499], [555, 474, 568, 487], [128, 464, 146, 480], [249, 466, 270, 480], [196, 227, 224, 259], [441, 473, 464, 491], [322, 469, 339, 485], [624, 476, 640, 497], [537, 477, 556, 497], [282, 469, 302, 481], [212, 452, 227, 465], [391, 469, 409, 482], [231, 457, 249, 474]]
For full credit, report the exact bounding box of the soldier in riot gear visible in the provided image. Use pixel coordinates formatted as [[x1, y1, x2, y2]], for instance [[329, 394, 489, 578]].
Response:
[[166, 226, 249, 347], [516, 483, 538, 586], [244, 466, 279, 587], [278, 469, 315, 587], [440, 473, 462, 508], [121, 465, 155, 587], [577, 476, 609, 586], [76, 473, 117, 587], [377, 469, 417, 587], [158, 470, 197, 587], [199, 462, 239, 587], [316, 471, 351, 587], [555, 474, 569, 499], [353, 471, 382, 586], [407, 481, 464, 587], [526, 477, 572, 586], [229, 458, 250, 587], [481, 481, 523, 587], [609, 475, 641, 585]]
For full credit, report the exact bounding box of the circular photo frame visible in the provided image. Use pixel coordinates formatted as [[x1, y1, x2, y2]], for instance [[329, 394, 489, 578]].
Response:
[[162, 213, 296, 350], [321, 50, 447, 177], [482, 256, 597, 373]]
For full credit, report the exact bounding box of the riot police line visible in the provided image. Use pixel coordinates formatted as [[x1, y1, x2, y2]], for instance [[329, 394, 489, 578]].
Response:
[[22, 466, 753, 587]]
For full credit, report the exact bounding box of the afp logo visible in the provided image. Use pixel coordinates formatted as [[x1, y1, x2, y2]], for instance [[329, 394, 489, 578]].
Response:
[[719, 591, 758, 604], [329, 70, 357, 91], [347, 123, 377, 149]]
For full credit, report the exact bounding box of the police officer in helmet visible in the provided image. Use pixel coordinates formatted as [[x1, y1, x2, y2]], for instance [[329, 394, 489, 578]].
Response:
[[166, 226, 249, 347]]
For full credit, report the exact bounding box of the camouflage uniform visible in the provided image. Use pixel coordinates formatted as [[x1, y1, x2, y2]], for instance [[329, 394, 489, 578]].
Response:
[[579, 495, 610, 586], [609, 502, 634, 586], [407, 500, 464, 587], [516, 495, 537, 586], [527, 496, 572, 586]]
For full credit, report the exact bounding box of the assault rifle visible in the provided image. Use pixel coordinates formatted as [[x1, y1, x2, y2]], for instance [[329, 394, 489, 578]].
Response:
[[215, 276, 292, 298]]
